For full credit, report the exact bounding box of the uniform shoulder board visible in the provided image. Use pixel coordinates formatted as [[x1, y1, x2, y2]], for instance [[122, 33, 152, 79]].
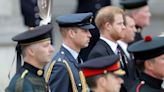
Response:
[[21, 70, 29, 79], [14, 70, 29, 92], [57, 51, 66, 62]]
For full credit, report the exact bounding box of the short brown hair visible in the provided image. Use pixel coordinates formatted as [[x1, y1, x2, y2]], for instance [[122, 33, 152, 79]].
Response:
[[95, 6, 124, 30], [86, 74, 107, 89]]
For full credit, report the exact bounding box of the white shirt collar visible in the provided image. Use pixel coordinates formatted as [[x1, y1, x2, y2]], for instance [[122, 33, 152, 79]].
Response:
[[117, 40, 130, 58], [62, 43, 78, 59], [100, 36, 118, 54]]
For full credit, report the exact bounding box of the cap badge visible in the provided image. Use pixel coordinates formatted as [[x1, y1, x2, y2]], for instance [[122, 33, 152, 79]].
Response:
[[103, 70, 107, 74]]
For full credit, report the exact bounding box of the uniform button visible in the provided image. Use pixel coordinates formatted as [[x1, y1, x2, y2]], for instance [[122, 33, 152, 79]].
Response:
[[35, 13, 40, 18], [37, 70, 43, 76], [78, 83, 82, 87], [95, 3, 101, 9], [34, 7, 39, 12], [35, 19, 40, 25], [61, 51, 64, 54]]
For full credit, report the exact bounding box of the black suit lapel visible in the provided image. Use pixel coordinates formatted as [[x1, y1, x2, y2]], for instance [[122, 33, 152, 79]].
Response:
[[99, 39, 115, 55]]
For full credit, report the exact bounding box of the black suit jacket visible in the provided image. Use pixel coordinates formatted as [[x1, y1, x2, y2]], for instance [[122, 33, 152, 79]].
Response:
[[87, 39, 114, 60], [87, 39, 128, 92]]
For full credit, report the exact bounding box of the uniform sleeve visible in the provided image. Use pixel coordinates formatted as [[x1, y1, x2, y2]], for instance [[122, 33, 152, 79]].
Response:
[[48, 62, 71, 92]]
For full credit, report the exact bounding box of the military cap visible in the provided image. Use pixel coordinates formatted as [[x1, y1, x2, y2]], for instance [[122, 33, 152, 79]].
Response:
[[80, 55, 125, 77], [12, 24, 53, 71], [120, 0, 148, 10], [128, 35, 164, 60], [56, 12, 95, 30], [12, 24, 53, 45]]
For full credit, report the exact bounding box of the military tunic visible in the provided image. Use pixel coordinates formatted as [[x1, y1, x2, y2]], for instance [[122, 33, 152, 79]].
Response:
[[48, 46, 84, 92], [20, 0, 41, 27], [5, 62, 48, 92], [130, 72, 164, 92]]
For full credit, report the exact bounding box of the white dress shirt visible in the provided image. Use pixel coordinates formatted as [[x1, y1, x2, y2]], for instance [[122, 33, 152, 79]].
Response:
[[100, 36, 118, 54], [117, 40, 130, 59], [62, 43, 78, 63]]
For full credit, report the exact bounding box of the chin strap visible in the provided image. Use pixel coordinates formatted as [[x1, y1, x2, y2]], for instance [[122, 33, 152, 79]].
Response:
[[16, 44, 22, 72]]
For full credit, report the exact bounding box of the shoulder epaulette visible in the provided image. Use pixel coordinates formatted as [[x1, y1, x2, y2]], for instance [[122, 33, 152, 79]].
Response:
[[45, 51, 65, 82], [58, 51, 66, 62], [136, 81, 145, 92], [15, 70, 28, 92], [21, 70, 29, 79]]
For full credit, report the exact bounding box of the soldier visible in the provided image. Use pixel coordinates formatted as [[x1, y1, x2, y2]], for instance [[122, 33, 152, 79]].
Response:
[[128, 35, 164, 92], [80, 55, 125, 92], [120, 0, 151, 44], [47, 13, 95, 92], [20, 0, 41, 27], [5, 24, 54, 92], [20, 0, 53, 44]]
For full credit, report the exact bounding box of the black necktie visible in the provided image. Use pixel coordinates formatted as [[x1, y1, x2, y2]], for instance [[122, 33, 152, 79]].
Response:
[[117, 45, 128, 76], [77, 55, 83, 64]]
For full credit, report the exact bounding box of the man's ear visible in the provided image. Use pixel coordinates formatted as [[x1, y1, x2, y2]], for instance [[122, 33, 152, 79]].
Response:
[[144, 60, 154, 71], [27, 46, 35, 56], [105, 22, 112, 31], [68, 28, 76, 38], [97, 76, 106, 88]]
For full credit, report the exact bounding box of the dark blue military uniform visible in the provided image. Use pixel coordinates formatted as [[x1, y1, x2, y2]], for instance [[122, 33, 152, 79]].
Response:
[[20, 0, 41, 27], [48, 46, 83, 92], [47, 13, 95, 92], [6, 63, 48, 92]]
